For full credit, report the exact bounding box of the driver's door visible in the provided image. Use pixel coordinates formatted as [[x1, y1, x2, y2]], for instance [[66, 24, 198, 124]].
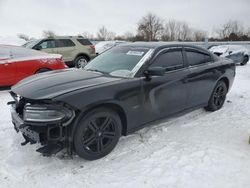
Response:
[[34, 39, 57, 53], [141, 48, 190, 122], [0, 48, 16, 86]]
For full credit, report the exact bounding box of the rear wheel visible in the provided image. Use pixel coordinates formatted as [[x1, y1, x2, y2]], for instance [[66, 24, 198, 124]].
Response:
[[74, 108, 122, 160], [241, 55, 249, 66], [75, 56, 89, 68], [205, 81, 228, 112]]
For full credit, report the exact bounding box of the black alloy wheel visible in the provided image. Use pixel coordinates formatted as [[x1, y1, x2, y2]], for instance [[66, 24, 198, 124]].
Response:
[[205, 81, 228, 111], [74, 108, 121, 160]]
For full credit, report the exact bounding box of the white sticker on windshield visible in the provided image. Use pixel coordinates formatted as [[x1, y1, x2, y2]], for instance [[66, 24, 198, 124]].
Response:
[[126, 51, 144, 56]]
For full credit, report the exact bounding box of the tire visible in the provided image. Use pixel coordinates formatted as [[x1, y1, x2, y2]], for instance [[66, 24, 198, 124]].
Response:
[[74, 56, 89, 68], [73, 108, 122, 160], [36, 68, 50, 74], [241, 55, 249, 66], [205, 81, 228, 112]]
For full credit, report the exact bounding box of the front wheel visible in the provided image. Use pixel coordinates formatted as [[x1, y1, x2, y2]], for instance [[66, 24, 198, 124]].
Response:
[[241, 55, 249, 66], [205, 81, 228, 112], [73, 108, 122, 160]]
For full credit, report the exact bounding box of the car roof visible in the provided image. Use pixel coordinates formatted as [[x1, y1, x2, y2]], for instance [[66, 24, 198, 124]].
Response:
[[121, 42, 206, 51], [44, 36, 89, 40]]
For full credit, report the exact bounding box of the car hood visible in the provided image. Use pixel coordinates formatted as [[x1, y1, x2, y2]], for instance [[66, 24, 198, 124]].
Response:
[[11, 68, 122, 100]]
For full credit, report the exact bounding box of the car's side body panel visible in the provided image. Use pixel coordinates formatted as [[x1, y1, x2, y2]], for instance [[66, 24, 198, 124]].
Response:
[[226, 53, 244, 64], [52, 45, 235, 135], [30, 37, 96, 67], [0, 59, 16, 86], [0, 45, 67, 87]]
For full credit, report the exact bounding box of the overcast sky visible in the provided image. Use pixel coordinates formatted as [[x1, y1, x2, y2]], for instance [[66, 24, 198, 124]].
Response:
[[0, 0, 249, 38]]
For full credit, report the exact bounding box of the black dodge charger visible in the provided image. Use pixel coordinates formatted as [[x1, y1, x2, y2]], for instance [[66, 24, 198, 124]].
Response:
[[9, 43, 235, 160]]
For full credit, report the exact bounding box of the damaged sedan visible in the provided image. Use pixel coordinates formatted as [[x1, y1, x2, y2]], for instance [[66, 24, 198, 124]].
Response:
[[9, 43, 236, 160]]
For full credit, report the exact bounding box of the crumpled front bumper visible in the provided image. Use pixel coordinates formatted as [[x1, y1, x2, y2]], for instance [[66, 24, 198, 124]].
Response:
[[11, 105, 67, 155], [11, 106, 40, 143]]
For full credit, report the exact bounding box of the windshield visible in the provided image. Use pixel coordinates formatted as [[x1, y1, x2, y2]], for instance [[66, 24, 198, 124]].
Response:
[[23, 40, 40, 48], [84, 46, 151, 78]]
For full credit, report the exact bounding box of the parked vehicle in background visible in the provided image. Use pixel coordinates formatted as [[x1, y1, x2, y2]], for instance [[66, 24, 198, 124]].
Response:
[[0, 45, 67, 87], [209, 45, 249, 65], [95, 40, 127, 55], [24, 36, 96, 68], [10, 43, 235, 160]]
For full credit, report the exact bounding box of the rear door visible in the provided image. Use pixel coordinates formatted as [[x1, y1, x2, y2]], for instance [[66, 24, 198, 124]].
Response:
[[184, 48, 216, 108], [226, 46, 244, 63], [0, 47, 16, 86], [55, 39, 76, 62], [141, 48, 189, 122]]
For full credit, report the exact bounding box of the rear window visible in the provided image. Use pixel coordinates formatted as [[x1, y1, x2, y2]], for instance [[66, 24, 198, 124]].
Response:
[[151, 50, 184, 69], [0, 47, 11, 60], [77, 39, 93, 46], [56, 39, 75, 47], [186, 50, 211, 66], [10, 47, 43, 59]]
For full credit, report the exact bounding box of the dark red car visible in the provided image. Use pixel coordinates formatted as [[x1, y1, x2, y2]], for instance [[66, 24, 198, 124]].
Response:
[[0, 45, 67, 87]]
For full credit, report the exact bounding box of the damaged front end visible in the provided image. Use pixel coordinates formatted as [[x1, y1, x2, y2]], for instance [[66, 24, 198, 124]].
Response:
[[9, 91, 76, 156]]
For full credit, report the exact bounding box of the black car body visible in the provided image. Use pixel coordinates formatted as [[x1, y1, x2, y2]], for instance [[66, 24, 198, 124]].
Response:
[[9, 43, 236, 160]]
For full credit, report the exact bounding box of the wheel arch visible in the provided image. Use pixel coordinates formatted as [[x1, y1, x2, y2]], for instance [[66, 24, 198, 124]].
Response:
[[71, 102, 128, 139], [74, 53, 90, 61], [35, 67, 51, 74], [218, 77, 230, 91]]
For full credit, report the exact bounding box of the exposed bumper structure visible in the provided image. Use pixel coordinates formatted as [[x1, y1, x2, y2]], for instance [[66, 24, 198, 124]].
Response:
[[9, 92, 75, 156]]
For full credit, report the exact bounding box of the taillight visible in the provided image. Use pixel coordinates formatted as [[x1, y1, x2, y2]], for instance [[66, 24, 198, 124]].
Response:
[[90, 45, 95, 53]]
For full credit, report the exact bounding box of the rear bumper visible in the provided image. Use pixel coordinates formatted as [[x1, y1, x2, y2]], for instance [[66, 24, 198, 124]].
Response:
[[89, 53, 96, 60]]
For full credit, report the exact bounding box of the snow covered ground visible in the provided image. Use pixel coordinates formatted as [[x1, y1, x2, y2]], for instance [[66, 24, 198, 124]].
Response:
[[1, 63, 250, 188]]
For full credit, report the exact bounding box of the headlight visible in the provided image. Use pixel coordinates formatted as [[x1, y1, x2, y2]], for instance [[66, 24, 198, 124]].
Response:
[[23, 104, 73, 123]]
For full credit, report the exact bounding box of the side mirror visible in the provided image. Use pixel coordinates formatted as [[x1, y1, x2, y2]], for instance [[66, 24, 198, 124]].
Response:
[[144, 67, 165, 79], [34, 45, 42, 50]]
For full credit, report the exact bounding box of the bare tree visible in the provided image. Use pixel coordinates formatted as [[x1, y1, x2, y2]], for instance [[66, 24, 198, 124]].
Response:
[[179, 22, 192, 41], [216, 20, 244, 39], [96, 26, 116, 40], [137, 13, 163, 41], [162, 20, 192, 41], [246, 27, 250, 38], [42, 30, 56, 38], [17, 34, 31, 41], [123, 32, 135, 41], [192, 29, 207, 41], [81, 31, 94, 39], [163, 19, 182, 41]]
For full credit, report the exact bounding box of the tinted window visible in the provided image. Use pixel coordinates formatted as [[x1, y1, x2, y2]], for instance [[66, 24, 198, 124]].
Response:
[[151, 50, 184, 69], [56, 39, 75, 47], [38, 40, 56, 49], [77, 39, 92, 46], [186, 50, 211, 66]]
